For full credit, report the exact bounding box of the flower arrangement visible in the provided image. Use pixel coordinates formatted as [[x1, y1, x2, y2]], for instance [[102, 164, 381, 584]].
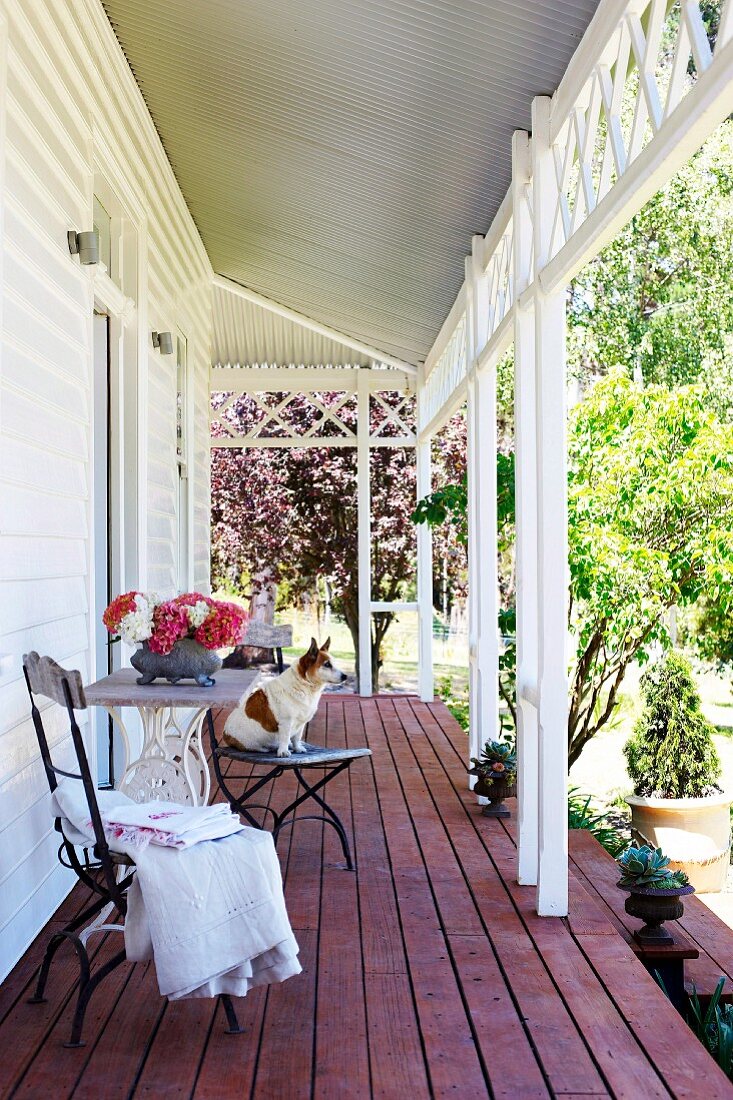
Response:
[[103, 591, 248, 655]]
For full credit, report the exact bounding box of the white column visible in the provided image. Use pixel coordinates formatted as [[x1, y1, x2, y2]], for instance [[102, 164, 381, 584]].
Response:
[[465, 258, 481, 772], [513, 130, 540, 887], [532, 97, 569, 916], [416, 433, 434, 702], [474, 361, 500, 757], [357, 369, 372, 696], [467, 240, 500, 772]]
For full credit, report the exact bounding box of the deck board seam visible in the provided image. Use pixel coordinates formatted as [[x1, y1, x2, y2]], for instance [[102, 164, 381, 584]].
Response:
[[341, 698, 376, 1100], [396, 697, 560, 1097], [404, 697, 617, 1098], [357, 698, 437, 1100], [375, 696, 500, 1098]]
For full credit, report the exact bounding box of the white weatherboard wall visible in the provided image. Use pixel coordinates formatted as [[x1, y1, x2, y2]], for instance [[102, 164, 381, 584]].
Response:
[[0, 0, 213, 982]]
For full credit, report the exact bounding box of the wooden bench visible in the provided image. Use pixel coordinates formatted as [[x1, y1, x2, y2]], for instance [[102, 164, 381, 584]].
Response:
[[569, 828, 733, 1005], [224, 621, 293, 674]]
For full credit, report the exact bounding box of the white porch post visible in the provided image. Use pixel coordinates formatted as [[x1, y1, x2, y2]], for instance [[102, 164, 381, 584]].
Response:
[[532, 97, 569, 915], [416, 432, 434, 702], [466, 255, 480, 770], [513, 130, 540, 887], [357, 369, 372, 696], [467, 239, 500, 771]]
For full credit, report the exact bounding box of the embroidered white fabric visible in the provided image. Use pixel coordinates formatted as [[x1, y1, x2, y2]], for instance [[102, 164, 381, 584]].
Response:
[[50, 778, 302, 999]]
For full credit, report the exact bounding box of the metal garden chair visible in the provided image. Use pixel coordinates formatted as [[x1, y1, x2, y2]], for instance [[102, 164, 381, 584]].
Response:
[[22, 652, 243, 1047]]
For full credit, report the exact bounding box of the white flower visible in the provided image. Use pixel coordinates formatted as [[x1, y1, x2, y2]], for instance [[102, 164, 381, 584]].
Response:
[[186, 600, 210, 628], [119, 606, 154, 645]]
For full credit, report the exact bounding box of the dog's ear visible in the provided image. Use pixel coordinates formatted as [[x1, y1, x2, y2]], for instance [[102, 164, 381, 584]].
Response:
[[298, 637, 320, 679], [322, 637, 331, 652]]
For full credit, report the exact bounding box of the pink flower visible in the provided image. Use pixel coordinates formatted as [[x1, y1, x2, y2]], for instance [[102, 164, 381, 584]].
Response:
[[148, 601, 189, 655], [102, 591, 141, 633], [194, 601, 248, 650], [174, 592, 215, 610]]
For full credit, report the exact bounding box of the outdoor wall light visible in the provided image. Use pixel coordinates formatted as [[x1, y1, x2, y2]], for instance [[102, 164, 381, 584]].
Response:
[[67, 229, 99, 265], [152, 330, 174, 355]]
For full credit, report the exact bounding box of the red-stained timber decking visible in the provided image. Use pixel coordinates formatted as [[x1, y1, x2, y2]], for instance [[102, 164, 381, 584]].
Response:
[[0, 696, 731, 1099]]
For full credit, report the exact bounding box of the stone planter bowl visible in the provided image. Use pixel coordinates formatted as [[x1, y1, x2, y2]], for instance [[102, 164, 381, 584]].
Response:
[[618, 880, 695, 946], [475, 775, 517, 819], [130, 638, 222, 686]]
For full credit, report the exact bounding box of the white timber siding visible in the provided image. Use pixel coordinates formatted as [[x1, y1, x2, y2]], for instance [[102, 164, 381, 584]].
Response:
[[0, 0, 213, 981]]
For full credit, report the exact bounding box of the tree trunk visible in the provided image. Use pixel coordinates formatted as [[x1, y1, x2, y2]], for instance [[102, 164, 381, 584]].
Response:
[[223, 568, 276, 669], [341, 586, 393, 694]]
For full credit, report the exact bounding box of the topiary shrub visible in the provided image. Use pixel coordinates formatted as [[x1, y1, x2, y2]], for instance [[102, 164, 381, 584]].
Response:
[[624, 652, 721, 799]]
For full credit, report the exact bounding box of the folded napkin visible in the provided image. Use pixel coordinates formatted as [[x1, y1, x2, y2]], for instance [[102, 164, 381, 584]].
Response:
[[101, 800, 245, 849]]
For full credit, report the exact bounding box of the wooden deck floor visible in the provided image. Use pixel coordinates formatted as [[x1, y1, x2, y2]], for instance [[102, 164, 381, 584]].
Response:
[[1, 696, 731, 1099]]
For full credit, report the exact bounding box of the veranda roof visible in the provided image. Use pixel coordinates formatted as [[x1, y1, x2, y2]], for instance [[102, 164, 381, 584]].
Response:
[[102, 0, 598, 366]]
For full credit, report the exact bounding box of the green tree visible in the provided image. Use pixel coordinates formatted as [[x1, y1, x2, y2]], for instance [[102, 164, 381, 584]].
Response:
[[568, 122, 733, 390], [414, 374, 733, 766], [567, 375, 733, 764], [624, 652, 721, 798]]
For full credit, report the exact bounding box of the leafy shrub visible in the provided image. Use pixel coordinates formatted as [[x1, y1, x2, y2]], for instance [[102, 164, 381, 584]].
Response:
[[568, 788, 628, 857], [688, 978, 733, 1080], [437, 677, 469, 732], [624, 652, 721, 798]]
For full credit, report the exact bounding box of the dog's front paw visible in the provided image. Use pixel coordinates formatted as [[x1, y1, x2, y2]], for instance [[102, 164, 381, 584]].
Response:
[[276, 747, 291, 758], [292, 742, 307, 753]]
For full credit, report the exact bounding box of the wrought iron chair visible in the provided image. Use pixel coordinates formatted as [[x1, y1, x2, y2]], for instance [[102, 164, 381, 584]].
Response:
[[23, 652, 243, 1047], [207, 712, 371, 871]]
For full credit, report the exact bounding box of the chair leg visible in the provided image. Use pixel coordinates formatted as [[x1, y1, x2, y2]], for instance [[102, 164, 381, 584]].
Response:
[[29, 893, 112, 1003], [63, 948, 127, 1048], [29, 930, 91, 1005], [292, 767, 356, 870], [221, 994, 244, 1034]]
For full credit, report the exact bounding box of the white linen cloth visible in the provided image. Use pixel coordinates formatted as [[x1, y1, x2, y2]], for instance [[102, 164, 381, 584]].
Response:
[[50, 778, 302, 1000], [101, 799, 245, 849]]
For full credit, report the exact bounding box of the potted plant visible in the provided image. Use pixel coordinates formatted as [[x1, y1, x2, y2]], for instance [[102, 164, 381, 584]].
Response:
[[616, 843, 694, 945], [103, 591, 248, 686], [623, 652, 731, 891], [469, 738, 517, 818]]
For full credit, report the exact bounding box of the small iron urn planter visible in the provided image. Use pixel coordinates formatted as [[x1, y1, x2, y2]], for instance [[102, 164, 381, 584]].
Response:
[[130, 638, 222, 687], [475, 774, 517, 818], [618, 881, 695, 946]]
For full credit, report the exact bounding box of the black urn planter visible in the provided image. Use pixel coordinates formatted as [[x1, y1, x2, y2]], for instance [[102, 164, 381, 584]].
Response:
[[618, 881, 695, 946], [475, 774, 517, 818], [130, 638, 222, 686]]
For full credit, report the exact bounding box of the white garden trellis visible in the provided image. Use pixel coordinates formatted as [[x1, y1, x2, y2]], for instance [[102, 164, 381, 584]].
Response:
[[210, 346, 421, 699], [416, 0, 733, 915]]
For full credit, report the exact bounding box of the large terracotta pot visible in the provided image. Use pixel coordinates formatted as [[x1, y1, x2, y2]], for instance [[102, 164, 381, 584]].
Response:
[[626, 792, 732, 892]]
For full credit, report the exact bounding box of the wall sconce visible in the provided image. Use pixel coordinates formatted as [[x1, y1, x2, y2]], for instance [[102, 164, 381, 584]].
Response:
[[67, 229, 99, 265], [152, 331, 174, 355]]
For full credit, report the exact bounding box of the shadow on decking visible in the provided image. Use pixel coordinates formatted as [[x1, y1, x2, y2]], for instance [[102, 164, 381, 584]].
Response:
[[0, 696, 730, 1098]]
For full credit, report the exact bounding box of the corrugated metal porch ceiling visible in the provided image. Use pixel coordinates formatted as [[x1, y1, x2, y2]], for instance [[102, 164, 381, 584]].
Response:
[[102, 0, 598, 366]]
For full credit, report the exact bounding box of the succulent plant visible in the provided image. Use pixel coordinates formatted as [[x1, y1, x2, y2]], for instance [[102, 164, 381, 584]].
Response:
[[616, 843, 690, 890], [469, 738, 517, 782]]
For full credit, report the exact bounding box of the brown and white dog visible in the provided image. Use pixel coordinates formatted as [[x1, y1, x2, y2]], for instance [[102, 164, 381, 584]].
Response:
[[223, 637, 347, 757]]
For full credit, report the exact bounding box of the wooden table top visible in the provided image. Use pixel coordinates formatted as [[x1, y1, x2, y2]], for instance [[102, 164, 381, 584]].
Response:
[[83, 667, 258, 708]]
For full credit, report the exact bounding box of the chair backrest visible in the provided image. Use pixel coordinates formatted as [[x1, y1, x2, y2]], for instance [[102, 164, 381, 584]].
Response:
[[242, 621, 293, 648], [23, 652, 125, 909]]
